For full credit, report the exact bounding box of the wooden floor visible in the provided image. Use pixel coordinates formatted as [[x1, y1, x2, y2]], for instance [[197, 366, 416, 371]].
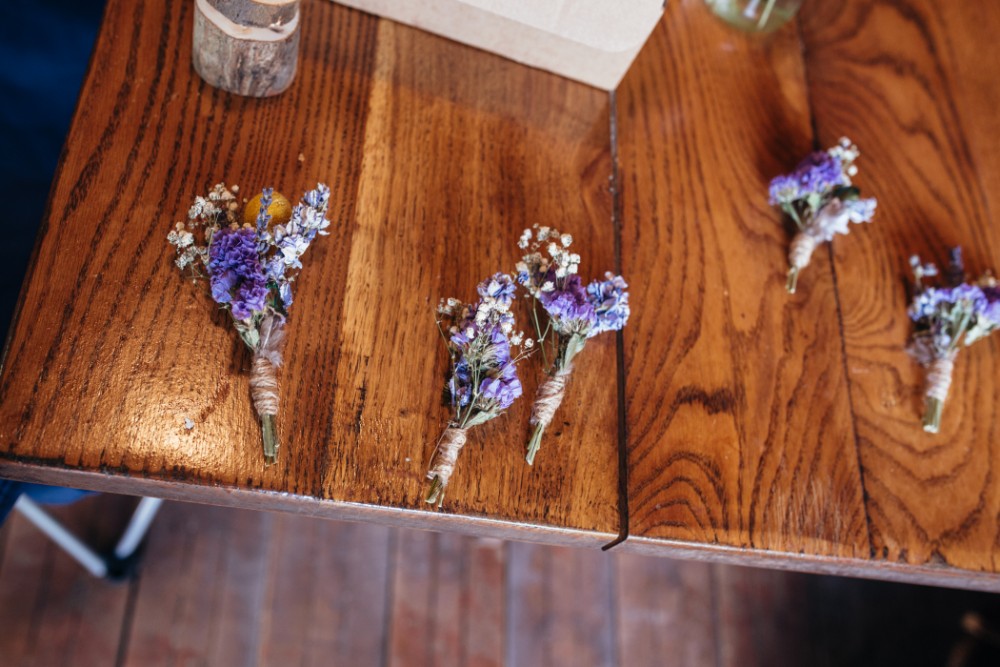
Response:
[[2, 496, 1000, 666]]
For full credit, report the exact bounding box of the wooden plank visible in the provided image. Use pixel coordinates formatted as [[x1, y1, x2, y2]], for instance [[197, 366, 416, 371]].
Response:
[[121, 502, 273, 667], [714, 565, 810, 667], [464, 537, 505, 667], [613, 553, 717, 667], [507, 541, 615, 667], [324, 17, 619, 532], [387, 530, 504, 667], [258, 514, 393, 666], [616, 0, 869, 559], [0, 0, 620, 543], [800, 0, 1000, 572], [0, 496, 132, 667]]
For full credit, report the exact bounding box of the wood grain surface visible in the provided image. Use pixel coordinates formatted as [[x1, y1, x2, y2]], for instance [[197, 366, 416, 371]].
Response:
[[3, 0, 1000, 588], [0, 0, 620, 543], [616, 0, 869, 558], [800, 0, 1000, 573]]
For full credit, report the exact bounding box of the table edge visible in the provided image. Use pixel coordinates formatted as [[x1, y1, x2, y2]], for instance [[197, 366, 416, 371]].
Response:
[[620, 535, 1000, 593], [0, 458, 618, 548]]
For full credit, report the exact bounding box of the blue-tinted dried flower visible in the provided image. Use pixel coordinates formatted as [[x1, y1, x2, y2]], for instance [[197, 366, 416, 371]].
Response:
[[448, 359, 473, 408], [478, 273, 517, 308], [586, 273, 630, 337], [909, 284, 987, 322], [256, 188, 273, 236], [279, 282, 293, 309]]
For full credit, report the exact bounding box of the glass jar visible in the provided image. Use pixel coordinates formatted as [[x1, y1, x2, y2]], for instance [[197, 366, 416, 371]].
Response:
[[704, 0, 804, 33]]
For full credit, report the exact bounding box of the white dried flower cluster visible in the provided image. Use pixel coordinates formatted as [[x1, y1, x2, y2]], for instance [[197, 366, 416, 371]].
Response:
[[515, 225, 581, 298], [168, 183, 241, 271], [829, 137, 860, 181], [437, 297, 463, 316], [437, 274, 532, 351]]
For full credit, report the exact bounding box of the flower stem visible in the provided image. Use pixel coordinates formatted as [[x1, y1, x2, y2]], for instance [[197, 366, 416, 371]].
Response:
[[260, 414, 279, 464], [425, 475, 444, 506], [786, 267, 800, 293], [923, 397, 944, 434], [526, 421, 545, 466]]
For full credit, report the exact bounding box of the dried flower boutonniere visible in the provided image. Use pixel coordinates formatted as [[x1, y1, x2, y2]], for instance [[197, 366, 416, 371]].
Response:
[[168, 183, 330, 463], [515, 227, 630, 465], [426, 274, 531, 506], [769, 138, 877, 293], [908, 248, 1000, 433]]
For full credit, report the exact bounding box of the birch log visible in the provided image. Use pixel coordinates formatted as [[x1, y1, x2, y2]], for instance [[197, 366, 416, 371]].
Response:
[[192, 0, 301, 97]]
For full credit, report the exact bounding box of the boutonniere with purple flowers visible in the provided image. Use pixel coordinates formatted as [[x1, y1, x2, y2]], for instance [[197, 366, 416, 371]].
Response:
[[168, 182, 330, 463], [515, 227, 630, 465], [769, 138, 877, 293], [908, 248, 1000, 433], [426, 273, 531, 506]]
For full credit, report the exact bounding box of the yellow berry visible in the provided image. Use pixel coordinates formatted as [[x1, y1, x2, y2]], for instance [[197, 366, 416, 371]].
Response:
[[244, 191, 292, 227]]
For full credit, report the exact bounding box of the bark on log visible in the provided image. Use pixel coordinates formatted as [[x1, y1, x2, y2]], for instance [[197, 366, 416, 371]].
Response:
[[192, 0, 301, 98]]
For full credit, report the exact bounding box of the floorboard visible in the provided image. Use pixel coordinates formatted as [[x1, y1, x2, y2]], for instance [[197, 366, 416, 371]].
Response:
[[2, 496, 1000, 666]]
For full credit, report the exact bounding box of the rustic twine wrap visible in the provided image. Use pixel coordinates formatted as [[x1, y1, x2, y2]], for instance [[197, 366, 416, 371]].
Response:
[[526, 366, 574, 465], [426, 427, 469, 506], [530, 367, 574, 430], [926, 355, 955, 405], [787, 198, 863, 293], [923, 353, 956, 434], [250, 314, 285, 461]]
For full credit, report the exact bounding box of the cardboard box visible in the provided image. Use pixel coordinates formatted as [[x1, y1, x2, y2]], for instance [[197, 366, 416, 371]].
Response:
[[332, 0, 665, 90]]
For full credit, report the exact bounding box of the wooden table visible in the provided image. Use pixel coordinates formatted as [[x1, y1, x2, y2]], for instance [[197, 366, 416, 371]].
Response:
[[2, 0, 998, 591]]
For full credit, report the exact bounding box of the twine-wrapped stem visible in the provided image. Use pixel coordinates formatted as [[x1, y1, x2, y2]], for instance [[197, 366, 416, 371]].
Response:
[[923, 354, 955, 434], [787, 231, 819, 294], [527, 367, 573, 465], [426, 427, 469, 506], [250, 354, 280, 462], [249, 314, 285, 464]]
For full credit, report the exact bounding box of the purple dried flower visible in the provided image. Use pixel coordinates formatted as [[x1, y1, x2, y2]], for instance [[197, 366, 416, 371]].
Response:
[[479, 360, 523, 411], [539, 274, 597, 331], [208, 227, 269, 321], [768, 151, 848, 206]]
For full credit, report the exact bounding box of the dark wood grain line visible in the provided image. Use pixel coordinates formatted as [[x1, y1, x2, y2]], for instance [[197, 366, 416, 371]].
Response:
[[605, 89, 630, 551]]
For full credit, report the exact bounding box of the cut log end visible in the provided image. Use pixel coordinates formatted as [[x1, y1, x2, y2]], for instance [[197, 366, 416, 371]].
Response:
[[193, 0, 301, 98]]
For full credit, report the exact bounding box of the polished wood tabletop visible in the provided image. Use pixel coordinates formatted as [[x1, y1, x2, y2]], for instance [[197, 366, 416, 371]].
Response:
[[2, 0, 998, 590]]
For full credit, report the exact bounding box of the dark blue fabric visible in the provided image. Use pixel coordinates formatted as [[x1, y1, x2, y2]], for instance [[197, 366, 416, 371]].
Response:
[[0, 0, 104, 338], [0, 0, 105, 525], [23, 484, 94, 505], [0, 480, 23, 524]]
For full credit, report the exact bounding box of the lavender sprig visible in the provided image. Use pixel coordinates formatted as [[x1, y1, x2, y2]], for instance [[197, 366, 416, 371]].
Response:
[[908, 248, 1000, 433], [167, 182, 331, 463], [427, 274, 531, 506], [768, 138, 877, 293], [515, 226, 630, 465]]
